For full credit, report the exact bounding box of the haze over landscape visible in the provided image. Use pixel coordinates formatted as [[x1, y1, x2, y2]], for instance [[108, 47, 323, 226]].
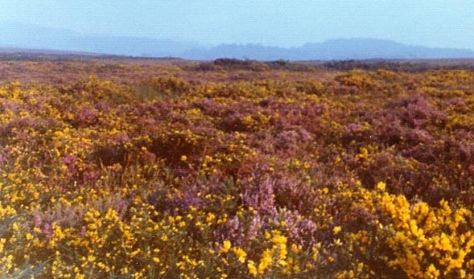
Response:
[[1, 0, 474, 60], [2, 1, 474, 278]]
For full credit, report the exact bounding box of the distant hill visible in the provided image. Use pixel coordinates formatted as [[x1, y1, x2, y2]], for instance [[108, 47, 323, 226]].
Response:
[[184, 39, 474, 60], [0, 21, 199, 57], [2, 21, 474, 60]]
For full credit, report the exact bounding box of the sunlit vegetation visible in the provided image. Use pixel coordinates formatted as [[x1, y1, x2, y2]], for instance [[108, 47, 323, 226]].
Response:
[[0, 59, 473, 278]]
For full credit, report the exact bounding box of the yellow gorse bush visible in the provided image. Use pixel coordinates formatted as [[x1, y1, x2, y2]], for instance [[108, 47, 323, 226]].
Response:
[[379, 194, 474, 278]]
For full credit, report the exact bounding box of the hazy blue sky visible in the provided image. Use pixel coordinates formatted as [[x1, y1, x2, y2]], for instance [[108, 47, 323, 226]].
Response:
[[1, 0, 473, 48]]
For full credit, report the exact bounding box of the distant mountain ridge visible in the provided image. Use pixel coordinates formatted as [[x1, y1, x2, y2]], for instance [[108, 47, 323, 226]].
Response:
[[0, 21, 199, 57], [1, 21, 474, 60], [185, 39, 474, 60]]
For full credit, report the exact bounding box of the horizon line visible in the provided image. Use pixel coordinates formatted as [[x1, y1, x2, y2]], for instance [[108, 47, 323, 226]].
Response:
[[1, 20, 474, 51]]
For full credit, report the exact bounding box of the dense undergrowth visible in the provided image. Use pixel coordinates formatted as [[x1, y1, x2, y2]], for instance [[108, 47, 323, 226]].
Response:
[[0, 61, 473, 278]]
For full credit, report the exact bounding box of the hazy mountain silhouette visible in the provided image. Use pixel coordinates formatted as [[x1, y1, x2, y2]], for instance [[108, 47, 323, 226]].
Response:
[[184, 39, 474, 60], [2, 21, 474, 60], [0, 21, 198, 57]]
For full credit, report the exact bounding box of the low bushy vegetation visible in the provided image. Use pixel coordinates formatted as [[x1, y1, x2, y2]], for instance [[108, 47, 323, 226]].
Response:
[[0, 60, 473, 278]]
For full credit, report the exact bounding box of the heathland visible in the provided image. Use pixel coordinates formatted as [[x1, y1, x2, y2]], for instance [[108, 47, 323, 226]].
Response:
[[0, 58, 473, 278]]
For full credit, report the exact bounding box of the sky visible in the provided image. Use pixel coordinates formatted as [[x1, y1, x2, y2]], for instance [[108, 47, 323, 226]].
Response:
[[1, 0, 473, 49]]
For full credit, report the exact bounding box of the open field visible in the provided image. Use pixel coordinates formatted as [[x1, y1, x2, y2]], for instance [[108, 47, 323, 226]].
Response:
[[0, 58, 473, 278]]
